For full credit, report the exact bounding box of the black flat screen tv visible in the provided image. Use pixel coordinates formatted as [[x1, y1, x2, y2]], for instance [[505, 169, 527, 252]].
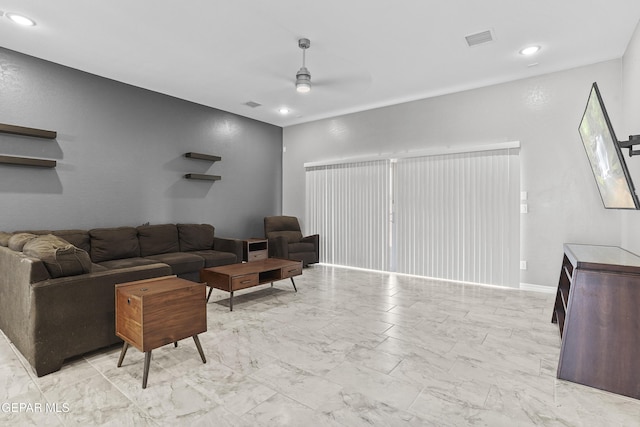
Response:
[[578, 82, 639, 209]]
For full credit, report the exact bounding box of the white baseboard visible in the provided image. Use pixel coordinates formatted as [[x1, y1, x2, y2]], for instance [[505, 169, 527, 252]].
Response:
[[320, 263, 547, 292], [519, 282, 555, 294]]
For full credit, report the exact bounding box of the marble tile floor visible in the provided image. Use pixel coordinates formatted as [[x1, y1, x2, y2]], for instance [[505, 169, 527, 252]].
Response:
[[2, 265, 640, 426]]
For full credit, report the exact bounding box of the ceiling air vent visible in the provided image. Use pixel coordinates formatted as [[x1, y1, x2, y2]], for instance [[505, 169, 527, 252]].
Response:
[[465, 30, 494, 47], [244, 101, 262, 108]]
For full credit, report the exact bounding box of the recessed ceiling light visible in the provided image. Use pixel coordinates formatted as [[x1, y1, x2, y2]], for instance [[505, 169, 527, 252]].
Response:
[[279, 107, 290, 115], [519, 45, 540, 56], [6, 13, 36, 26]]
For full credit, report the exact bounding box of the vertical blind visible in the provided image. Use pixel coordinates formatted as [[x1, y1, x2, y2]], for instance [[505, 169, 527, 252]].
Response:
[[305, 146, 519, 287], [306, 160, 391, 270], [394, 149, 519, 286]]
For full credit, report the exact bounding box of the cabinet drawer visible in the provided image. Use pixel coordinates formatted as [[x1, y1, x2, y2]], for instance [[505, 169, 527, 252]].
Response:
[[248, 250, 268, 261], [232, 273, 259, 290], [281, 264, 302, 278]]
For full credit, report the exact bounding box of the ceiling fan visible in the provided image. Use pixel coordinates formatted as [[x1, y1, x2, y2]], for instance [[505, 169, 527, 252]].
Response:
[[292, 37, 371, 96], [295, 38, 311, 93]]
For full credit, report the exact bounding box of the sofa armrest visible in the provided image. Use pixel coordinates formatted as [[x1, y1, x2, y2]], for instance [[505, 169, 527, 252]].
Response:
[[30, 263, 172, 376], [0, 247, 45, 368], [301, 234, 319, 245], [301, 234, 320, 263], [213, 237, 243, 263]]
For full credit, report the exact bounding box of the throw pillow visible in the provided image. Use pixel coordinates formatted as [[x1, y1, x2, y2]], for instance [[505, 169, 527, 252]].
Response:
[[52, 229, 91, 253], [8, 233, 38, 252], [0, 231, 12, 247], [23, 235, 92, 278]]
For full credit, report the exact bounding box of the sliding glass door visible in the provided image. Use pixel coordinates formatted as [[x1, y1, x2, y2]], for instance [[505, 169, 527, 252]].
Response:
[[394, 149, 519, 286], [306, 160, 391, 271], [305, 146, 520, 287]]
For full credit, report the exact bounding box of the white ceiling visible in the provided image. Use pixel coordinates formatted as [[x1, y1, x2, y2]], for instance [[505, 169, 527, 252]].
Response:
[[1, 1, 640, 127]]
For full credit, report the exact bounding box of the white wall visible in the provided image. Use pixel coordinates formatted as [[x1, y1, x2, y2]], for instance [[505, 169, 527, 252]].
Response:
[[621, 21, 640, 252], [283, 61, 626, 287]]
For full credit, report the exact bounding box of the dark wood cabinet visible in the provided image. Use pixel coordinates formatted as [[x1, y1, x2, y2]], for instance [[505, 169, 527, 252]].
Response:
[[553, 244, 640, 400]]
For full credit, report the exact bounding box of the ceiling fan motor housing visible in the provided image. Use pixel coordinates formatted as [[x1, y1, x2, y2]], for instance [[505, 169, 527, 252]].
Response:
[[298, 38, 310, 49]]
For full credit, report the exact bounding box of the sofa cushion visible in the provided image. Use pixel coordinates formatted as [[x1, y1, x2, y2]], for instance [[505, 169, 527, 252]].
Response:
[[268, 230, 303, 244], [144, 252, 204, 275], [264, 216, 304, 243], [137, 224, 180, 256], [89, 227, 140, 263], [0, 231, 11, 247], [97, 257, 160, 270], [23, 235, 92, 279], [90, 263, 109, 273], [188, 249, 237, 268], [8, 233, 38, 252], [52, 229, 91, 253], [178, 224, 215, 252]]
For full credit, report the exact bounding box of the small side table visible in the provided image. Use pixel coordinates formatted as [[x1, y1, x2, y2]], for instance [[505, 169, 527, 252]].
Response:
[[243, 238, 268, 262], [115, 276, 207, 388]]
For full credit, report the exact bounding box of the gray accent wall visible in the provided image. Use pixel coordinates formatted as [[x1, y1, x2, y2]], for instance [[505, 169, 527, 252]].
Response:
[[0, 47, 282, 238], [283, 60, 626, 288]]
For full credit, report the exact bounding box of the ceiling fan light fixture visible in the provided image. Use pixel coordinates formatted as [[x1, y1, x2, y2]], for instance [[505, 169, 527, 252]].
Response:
[[296, 66, 311, 93], [295, 38, 311, 93]]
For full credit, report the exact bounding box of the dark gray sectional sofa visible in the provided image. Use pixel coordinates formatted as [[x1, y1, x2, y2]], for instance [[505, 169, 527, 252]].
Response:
[[0, 223, 241, 377]]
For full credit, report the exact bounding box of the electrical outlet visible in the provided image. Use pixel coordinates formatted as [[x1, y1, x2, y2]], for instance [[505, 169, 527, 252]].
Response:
[[520, 261, 528, 270], [520, 204, 528, 214]]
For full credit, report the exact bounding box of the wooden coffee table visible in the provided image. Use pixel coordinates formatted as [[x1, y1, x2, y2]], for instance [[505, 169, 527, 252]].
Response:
[[200, 258, 302, 311], [115, 276, 207, 388]]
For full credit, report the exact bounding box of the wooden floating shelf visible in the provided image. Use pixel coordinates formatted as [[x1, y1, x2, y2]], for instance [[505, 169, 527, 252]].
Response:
[[185, 152, 221, 162], [184, 173, 221, 181], [0, 123, 57, 139], [0, 155, 57, 168]]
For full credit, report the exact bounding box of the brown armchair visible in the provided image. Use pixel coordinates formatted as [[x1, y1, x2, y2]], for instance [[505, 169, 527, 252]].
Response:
[[264, 216, 319, 267]]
